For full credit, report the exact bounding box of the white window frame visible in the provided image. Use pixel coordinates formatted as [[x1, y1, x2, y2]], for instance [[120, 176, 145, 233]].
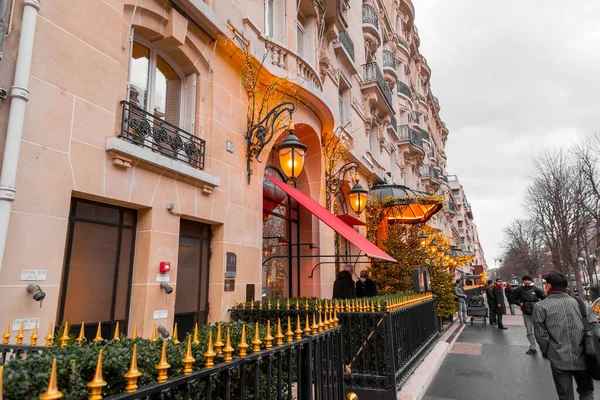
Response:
[[296, 15, 306, 58]]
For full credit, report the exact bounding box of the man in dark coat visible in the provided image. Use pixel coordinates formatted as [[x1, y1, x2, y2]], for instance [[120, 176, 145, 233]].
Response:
[[333, 264, 355, 299], [356, 270, 378, 298], [492, 278, 508, 329], [515, 275, 546, 355], [485, 280, 497, 325]]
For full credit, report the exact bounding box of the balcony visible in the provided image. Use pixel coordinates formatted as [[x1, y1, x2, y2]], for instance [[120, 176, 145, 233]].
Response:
[[420, 164, 441, 188], [398, 124, 424, 156], [395, 33, 409, 52], [420, 55, 431, 77], [387, 114, 398, 138], [336, 31, 354, 62], [397, 80, 412, 100], [382, 50, 397, 83], [433, 96, 440, 109], [448, 201, 457, 215], [362, 61, 394, 112], [362, 4, 381, 48], [411, 111, 419, 126], [417, 93, 427, 104]]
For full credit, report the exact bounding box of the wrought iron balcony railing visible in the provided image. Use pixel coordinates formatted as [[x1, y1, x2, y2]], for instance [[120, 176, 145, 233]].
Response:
[[396, 33, 409, 49], [389, 114, 398, 133], [363, 62, 393, 108], [362, 4, 379, 29], [397, 80, 412, 99], [411, 111, 419, 124], [420, 164, 440, 181], [120, 101, 206, 170], [338, 31, 355, 61], [399, 124, 423, 150], [418, 93, 427, 103], [383, 50, 396, 69]]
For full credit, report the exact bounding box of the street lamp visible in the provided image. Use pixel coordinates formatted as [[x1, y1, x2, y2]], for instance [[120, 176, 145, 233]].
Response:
[[331, 162, 370, 216], [348, 173, 369, 215], [246, 102, 307, 184], [418, 232, 428, 247]]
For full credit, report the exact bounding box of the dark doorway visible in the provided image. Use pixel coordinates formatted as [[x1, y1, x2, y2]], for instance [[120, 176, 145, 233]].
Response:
[[174, 220, 211, 336], [59, 199, 136, 340]]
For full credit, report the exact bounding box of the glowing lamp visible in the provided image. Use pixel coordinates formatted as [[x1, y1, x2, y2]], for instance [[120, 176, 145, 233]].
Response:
[[348, 173, 369, 215], [275, 121, 307, 181], [418, 233, 428, 247]]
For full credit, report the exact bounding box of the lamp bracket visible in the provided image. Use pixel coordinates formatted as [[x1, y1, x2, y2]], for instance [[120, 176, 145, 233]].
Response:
[[246, 102, 296, 184], [330, 161, 360, 215]]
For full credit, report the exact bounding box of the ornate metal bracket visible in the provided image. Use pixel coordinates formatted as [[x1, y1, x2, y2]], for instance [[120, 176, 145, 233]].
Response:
[[331, 161, 360, 215], [246, 102, 296, 184]]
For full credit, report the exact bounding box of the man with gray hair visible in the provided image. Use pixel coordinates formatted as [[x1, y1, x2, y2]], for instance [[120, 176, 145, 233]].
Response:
[[333, 264, 355, 299]]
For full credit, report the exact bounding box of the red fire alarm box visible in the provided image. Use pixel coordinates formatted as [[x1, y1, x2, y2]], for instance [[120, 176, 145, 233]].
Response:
[[159, 262, 171, 273]]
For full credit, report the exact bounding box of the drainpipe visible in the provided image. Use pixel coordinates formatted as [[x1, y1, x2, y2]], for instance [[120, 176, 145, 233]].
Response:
[[0, 0, 41, 271]]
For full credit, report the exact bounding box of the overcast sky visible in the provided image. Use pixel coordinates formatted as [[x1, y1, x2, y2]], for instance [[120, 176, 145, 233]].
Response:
[[413, 1, 600, 268]]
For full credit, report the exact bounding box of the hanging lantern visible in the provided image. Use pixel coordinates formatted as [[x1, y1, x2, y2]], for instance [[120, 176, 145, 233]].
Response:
[[428, 239, 438, 253], [348, 173, 369, 215], [276, 121, 307, 181], [418, 233, 428, 247]]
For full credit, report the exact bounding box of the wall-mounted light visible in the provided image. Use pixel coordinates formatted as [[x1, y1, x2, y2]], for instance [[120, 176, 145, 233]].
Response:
[[418, 232, 428, 247], [157, 325, 170, 338], [348, 173, 369, 216], [275, 121, 307, 182], [160, 282, 173, 294], [167, 203, 181, 216], [26, 284, 46, 302]]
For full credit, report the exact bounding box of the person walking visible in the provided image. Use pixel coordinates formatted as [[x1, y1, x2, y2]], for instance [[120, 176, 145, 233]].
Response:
[[505, 282, 517, 315], [492, 278, 508, 329], [515, 275, 546, 355], [454, 279, 468, 324], [355, 270, 378, 298], [333, 264, 355, 299], [534, 271, 600, 400], [485, 280, 497, 325]]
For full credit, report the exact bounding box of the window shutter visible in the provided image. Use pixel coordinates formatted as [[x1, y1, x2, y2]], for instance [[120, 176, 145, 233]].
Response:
[[183, 73, 197, 134]]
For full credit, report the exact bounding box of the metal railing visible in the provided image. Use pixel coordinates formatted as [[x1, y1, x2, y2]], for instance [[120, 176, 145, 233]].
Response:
[[382, 50, 396, 70], [399, 125, 423, 150], [397, 80, 412, 99], [395, 33, 408, 49], [120, 101, 206, 170], [421, 164, 440, 181], [338, 31, 355, 61], [363, 62, 393, 108], [389, 114, 397, 134], [418, 93, 426, 103], [433, 96, 440, 107], [339, 297, 438, 398], [411, 111, 419, 124], [362, 4, 378, 28]]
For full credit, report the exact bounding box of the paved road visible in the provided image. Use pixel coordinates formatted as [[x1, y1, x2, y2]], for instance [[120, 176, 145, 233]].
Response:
[[424, 312, 600, 400]]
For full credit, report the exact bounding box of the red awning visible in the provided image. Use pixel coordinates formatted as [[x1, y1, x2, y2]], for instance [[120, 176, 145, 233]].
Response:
[[337, 214, 366, 227], [266, 175, 396, 262]]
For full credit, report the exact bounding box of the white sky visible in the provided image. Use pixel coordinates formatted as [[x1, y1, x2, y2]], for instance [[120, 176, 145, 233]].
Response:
[[413, 1, 600, 265]]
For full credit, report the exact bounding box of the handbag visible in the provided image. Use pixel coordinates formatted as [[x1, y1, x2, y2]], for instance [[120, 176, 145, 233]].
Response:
[[575, 298, 600, 380]]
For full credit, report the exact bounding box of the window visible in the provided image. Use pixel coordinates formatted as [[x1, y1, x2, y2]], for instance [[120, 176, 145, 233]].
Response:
[[266, 0, 285, 42], [369, 130, 379, 159], [338, 74, 351, 128], [458, 221, 463, 228], [297, 14, 306, 58]]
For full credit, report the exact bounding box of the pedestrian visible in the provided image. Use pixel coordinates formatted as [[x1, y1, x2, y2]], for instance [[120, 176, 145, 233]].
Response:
[[485, 280, 497, 325], [492, 278, 508, 329], [333, 264, 355, 299], [515, 275, 546, 355], [356, 270, 378, 298], [505, 282, 517, 315], [454, 279, 468, 324], [534, 271, 600, 400]]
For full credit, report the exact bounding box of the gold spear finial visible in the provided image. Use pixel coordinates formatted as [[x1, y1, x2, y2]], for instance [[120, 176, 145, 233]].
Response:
[[124, 344, 142, 393], [377, 300, 381, 312], [267, 298, 271, 310], [311, 313, 318, 335], [172, 323, 179, 345], [204, 332, 216, 368], [333, 309, 339, 327], [304, 314, 311, 335], [305, 301, 309, 311], [214, 324, 224, 355], [295, 315, 303, 341], [76, 322, 85, 346], [113, 322, 120, 341], [275, 318, 284, 347], [45, 323, 54, 347], [151, 323, 157, 342], [156, 340, 171, 383], [251, 322, 262, 353], [31, 321, 39, 346], [182, 336, 196, 375], [16, 322, 24, 346], [88, 350, 107, 400], [285, 316, 294, 343], [276, 299, 280, 310], [295, 298, 299, 310], [2, 322, 10, 345], [92, 322, 102, 344], [371, 299, 375, 312], [39, 359, 63, 400], [59, 322, 69, 348], [249, 301, 254, 310], [264, 320, 274, 350], [193, 323, 200, 345], [223, 327, 234, 362], [317, 312, 324, 333], [238, 324, 249, 358], [286, 298, 290, 310], [132, 322, 138, 340]]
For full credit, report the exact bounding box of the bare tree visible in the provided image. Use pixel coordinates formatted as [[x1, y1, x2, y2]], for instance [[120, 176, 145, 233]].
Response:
[[501, 219, 547, 279]]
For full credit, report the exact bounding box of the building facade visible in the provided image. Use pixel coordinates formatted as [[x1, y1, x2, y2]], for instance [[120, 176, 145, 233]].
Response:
[[0, 0, 484, 340]]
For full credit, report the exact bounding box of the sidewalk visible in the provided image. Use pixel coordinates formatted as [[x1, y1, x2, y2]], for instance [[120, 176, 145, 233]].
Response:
[[423, 311, 600, 400]]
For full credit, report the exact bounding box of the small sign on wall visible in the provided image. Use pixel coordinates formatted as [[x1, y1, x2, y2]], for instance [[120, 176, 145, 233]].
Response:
[[153, 310, 168, 319], [156, 273, 171, 283], [12, 318, 40, 331], [226, 252, 237, 278], [224, 279, 235, 292], [20, 270, 47, 281]]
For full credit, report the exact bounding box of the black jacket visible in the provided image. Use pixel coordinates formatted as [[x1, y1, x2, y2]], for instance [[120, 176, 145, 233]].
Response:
[[492, 285, 506, 315], [333, 271, 355, 299], [505, 287, 519, 305], [515, 285, 546, 315], [485, 286, 495, 305], [356, 278, 378, 298]]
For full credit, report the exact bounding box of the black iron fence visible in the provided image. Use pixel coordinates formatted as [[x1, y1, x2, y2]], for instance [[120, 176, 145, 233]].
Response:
[[395, 33, 408, 49], [389, 114, 397, 134], [120, 101, 206, 170], [399, 125, 423, 150], [363, 62, 393, 109], [397, 80, 412, 99], [382, 50, 396, 70], [338, 31, 355, 61], [339, 297, 438, 400], [362, 4, 378, 28]]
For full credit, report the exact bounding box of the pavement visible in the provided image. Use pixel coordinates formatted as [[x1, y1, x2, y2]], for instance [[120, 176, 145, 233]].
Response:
[[423, 310, 600, 400]]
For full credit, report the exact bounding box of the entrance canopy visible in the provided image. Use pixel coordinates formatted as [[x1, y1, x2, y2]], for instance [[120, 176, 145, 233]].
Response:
[[266, 176, 396, 262], [370, 184, 443, 224]]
